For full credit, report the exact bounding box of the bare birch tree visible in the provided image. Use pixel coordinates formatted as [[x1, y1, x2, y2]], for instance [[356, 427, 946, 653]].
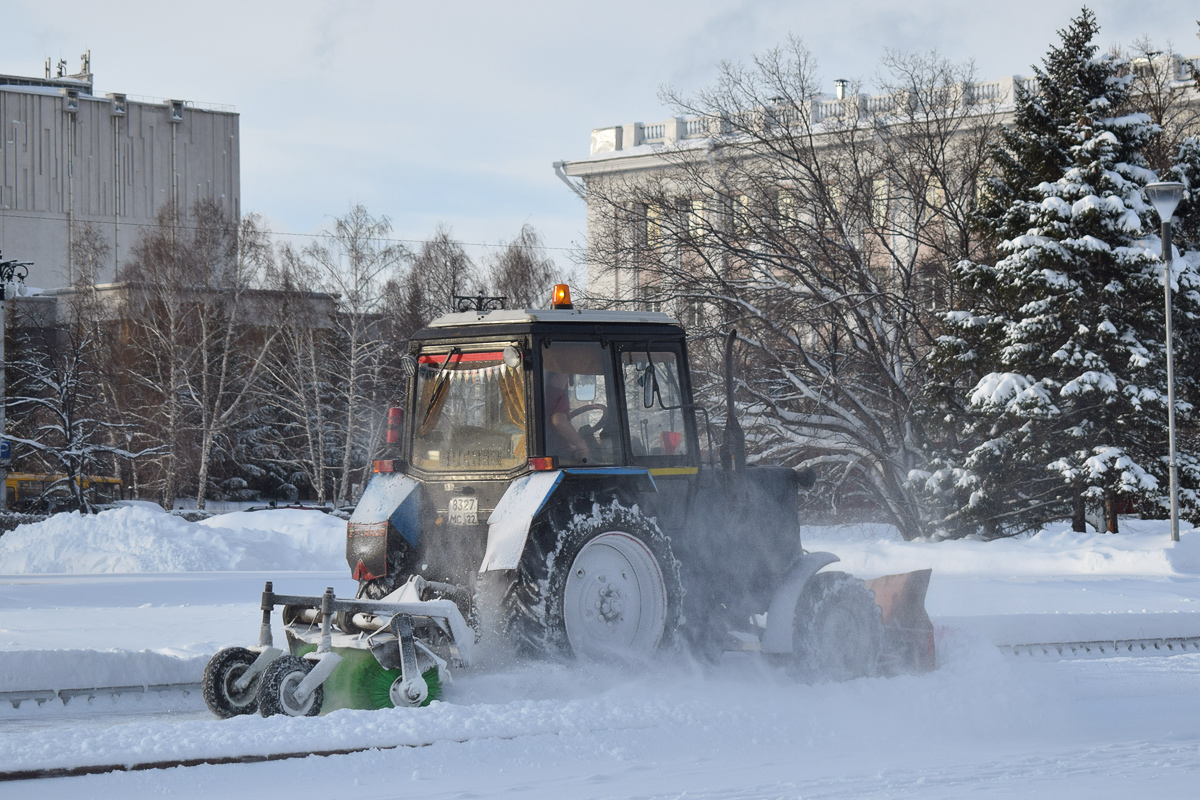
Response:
[[183, 211, 279, 509], [7, 234, 157, 510], [486, 224, 561, 308], [584, 40, 1000, 538], [120, 200, 277, 508], [302, 205, 407, 506], [119, 205, 195, 508], [257, 245, 338, 503]]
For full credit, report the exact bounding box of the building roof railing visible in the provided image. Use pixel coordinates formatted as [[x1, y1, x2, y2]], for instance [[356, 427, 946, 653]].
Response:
[[0, 72, 235, 114], [121, 94, 236, 114], [585, 55, 1198, 156]]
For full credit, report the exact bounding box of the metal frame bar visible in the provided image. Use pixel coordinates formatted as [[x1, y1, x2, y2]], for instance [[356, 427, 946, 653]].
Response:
[[999, 636, 1200, 659]]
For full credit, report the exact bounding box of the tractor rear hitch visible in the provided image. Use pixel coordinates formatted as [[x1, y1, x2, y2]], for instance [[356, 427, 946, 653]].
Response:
[[389, 614, 429, 707]]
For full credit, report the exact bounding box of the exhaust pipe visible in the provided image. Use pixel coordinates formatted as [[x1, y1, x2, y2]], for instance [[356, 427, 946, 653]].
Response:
[[720, 330, 746, 471]]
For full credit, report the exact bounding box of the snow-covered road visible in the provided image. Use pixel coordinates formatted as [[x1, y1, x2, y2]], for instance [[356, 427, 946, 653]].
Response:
[[3, 506, 1200, 796], [4, 644, 1200, 798]]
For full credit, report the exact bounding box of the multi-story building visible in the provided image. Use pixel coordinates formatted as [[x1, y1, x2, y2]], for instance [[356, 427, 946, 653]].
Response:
[[557, 56, 1200, 309], [0, 53, 240, 288]]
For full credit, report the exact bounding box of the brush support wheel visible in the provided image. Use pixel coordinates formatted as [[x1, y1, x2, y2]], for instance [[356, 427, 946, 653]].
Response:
[[257, 655, 323, 717], [202, 646, 260, 718]]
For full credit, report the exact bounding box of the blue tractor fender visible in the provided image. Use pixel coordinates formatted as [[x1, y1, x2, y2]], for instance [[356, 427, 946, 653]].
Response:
[[346, 473, 420, 581], [480, 468, 657, 572], [349, 473, 420, 545], [760, 551, 841, 654]]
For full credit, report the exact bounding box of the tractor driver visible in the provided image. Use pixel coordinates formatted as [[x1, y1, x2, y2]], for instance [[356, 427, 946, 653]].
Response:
[[544, 370, 592, 463]]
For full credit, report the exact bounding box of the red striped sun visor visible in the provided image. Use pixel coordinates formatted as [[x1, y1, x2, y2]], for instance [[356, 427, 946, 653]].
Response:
[[418, 352, 504, 365]]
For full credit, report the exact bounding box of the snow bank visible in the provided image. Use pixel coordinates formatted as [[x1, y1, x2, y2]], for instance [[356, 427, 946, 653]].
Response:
[[0, 505, 346, 574], [803, 517, 1200, 578], [0, 649, 206, 692]]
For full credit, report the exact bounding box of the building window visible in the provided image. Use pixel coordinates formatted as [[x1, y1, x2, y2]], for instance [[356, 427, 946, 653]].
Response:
[[734, 193, 752, 237], [872, 177, 890, 226], [644, 204, 662, 246], [924, 175, 946, 213], [687, 198, 706, 241]]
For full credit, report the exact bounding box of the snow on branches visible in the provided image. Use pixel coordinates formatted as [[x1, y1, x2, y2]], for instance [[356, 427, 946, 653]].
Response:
[[924, 9, 1200, 537]]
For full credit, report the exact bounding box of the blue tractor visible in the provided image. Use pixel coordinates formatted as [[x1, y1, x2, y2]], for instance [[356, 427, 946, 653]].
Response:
[[203, 285, 933, 718]]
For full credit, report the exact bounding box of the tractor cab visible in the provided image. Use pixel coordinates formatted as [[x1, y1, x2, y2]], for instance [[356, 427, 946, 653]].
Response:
[[344, 282, 845, 664], [408, 308, 696, 475]]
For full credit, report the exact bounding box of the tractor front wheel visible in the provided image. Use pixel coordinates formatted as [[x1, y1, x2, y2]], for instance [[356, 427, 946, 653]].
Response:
[[790, 571, 884, 681]]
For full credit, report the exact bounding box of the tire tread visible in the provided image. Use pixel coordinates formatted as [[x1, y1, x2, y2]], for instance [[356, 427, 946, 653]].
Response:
[[257, 655, 323, 717], [507, 497, 683, 660], [791, 571, 884, 681], [202, 646, 260, 718]]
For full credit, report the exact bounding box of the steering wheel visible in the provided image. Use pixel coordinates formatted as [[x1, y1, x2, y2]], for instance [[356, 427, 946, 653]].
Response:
[[568, 403, 610, 435]]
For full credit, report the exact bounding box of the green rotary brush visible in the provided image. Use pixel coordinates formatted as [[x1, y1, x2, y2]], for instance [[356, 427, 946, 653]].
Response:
[[296, 645, 442, 712]]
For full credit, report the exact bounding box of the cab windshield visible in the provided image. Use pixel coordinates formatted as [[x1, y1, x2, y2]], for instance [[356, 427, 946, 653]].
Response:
[[411, 350, 527, 472]]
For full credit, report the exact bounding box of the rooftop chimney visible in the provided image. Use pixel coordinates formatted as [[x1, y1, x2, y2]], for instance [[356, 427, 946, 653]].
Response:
[[834, 79, 849, 101]]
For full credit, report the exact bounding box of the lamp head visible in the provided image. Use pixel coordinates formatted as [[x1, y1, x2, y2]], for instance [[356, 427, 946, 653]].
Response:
[[550, 283, 574, 310], [1145, 181, 1185, 222]]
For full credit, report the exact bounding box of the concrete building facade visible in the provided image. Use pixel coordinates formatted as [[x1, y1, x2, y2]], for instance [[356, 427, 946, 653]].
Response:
[[0, 54, 239, 288]]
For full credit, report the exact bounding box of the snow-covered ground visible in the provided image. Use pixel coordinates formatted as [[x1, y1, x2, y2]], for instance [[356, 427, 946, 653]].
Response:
[[806, 518, 1200, 645], [2, 506, 1200, 797]]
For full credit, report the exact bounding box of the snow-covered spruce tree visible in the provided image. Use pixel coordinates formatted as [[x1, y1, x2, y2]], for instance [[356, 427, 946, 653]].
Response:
[[1170, 136, 1200, 253], [923, 9, 1200, 536]]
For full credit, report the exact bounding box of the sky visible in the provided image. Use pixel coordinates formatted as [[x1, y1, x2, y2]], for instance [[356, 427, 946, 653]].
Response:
[[2, 0, 1198, 273]]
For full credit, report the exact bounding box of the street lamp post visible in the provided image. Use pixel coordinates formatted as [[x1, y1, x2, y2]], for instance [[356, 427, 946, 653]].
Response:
[[0, 252, 31, 513], [1144, 182, 1186, 543]]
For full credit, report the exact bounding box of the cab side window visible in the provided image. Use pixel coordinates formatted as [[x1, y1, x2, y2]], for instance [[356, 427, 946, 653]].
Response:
[[620, 348, 690, 463]]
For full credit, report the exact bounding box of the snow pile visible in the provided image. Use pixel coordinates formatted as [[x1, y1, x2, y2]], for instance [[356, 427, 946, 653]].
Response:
[[803, 517, 1200, 578], [196, 509, 347, 562], [0, 505, 346, 574]]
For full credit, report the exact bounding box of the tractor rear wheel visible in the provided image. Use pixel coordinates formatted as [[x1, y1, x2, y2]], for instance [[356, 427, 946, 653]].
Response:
[[509, 499, 682, 662], [790, 571, 883, 681]]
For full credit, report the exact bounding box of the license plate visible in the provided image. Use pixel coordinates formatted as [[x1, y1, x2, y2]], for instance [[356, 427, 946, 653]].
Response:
[[448, 496, 478, 526]]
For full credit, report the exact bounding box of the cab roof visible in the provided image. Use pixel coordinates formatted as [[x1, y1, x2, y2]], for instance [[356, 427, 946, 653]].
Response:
[[427, 307, 680, 328]]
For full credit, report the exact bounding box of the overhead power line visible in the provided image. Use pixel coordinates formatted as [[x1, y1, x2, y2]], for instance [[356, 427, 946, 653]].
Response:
[[0, 212, 578, 253]]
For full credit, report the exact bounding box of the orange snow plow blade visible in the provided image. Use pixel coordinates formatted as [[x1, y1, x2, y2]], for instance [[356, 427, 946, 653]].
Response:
[[865, 569, 936, 674]]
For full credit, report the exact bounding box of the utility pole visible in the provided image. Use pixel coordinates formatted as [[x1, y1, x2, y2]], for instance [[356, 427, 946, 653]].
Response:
[[0, 252, 31, 511]]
